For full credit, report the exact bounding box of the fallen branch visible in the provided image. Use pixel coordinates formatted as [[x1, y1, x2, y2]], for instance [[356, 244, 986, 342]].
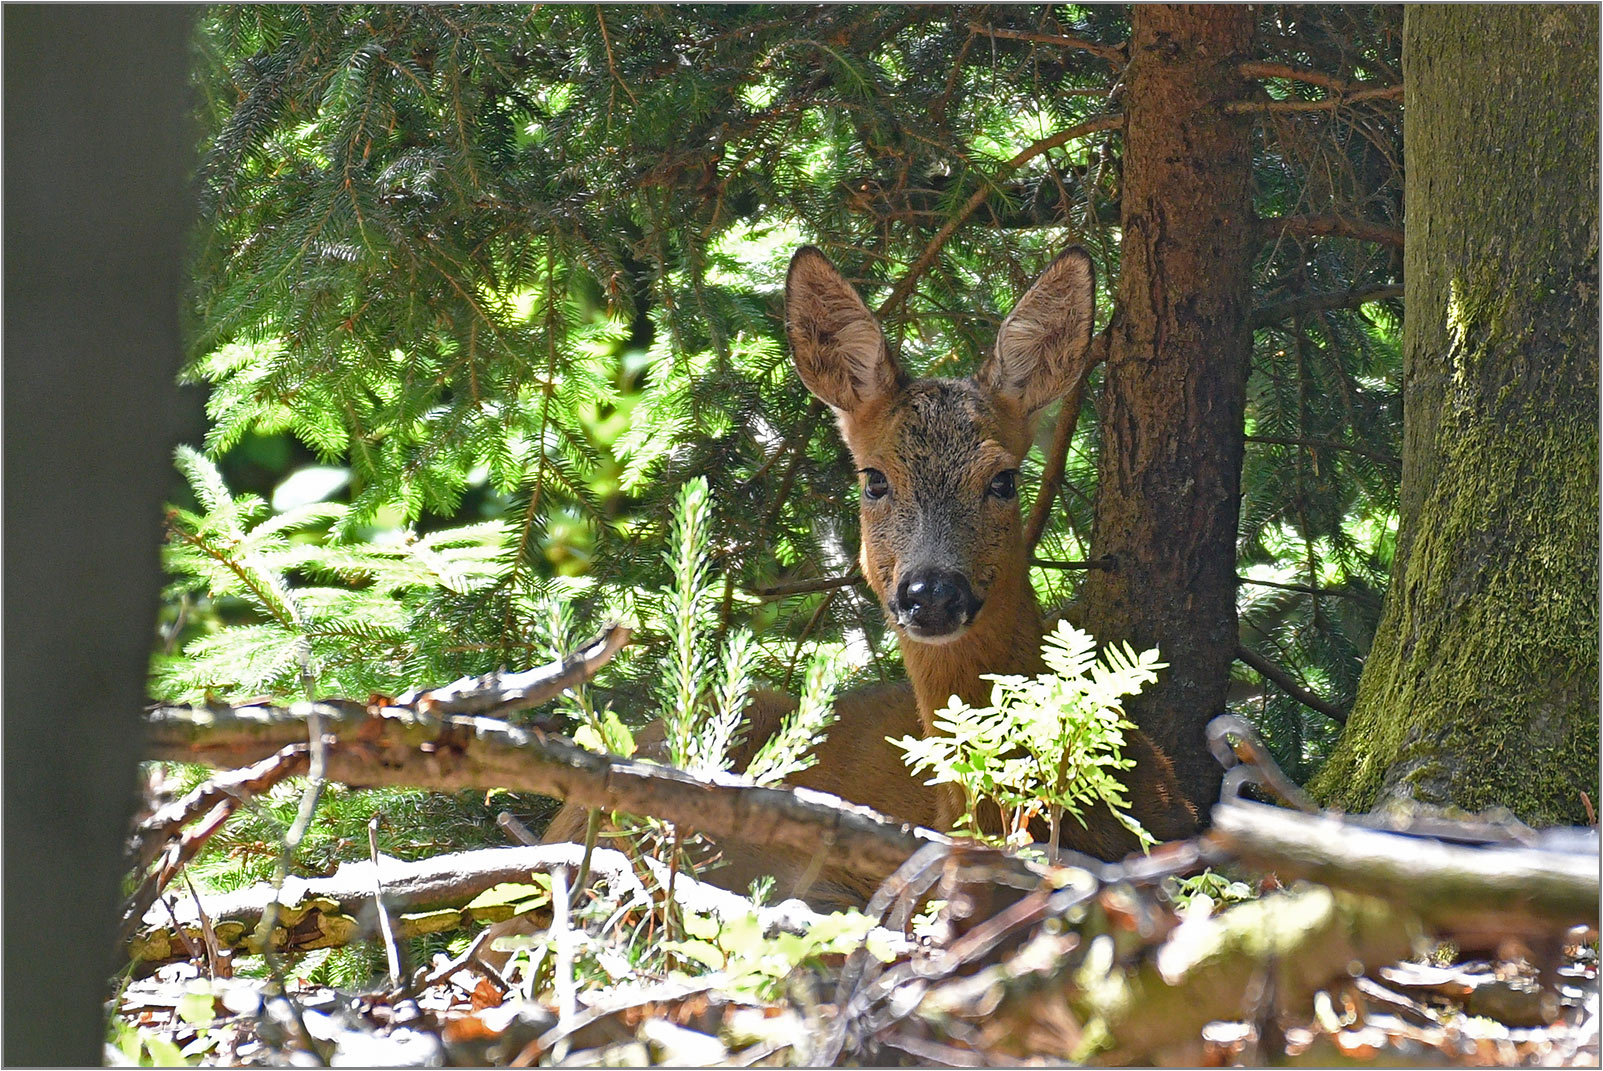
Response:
[[130, 844, 640, 965], [144, 700, 956, 902], [131, 843, 915, 969], [1206, 799, 1600, 945]]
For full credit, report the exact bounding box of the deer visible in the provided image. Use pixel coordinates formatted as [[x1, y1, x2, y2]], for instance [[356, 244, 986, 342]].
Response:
[[534, 245, 1196, 911]]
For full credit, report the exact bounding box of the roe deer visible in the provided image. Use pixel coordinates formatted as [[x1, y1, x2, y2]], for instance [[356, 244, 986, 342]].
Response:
[[537, 246, 1195, 909]]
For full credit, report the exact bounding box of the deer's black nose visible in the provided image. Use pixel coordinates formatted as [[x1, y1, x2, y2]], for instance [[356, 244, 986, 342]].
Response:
[[894, 568, 979, 637]]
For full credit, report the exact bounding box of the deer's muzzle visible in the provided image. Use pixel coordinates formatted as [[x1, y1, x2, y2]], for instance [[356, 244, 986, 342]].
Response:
[[892, 567, 983, 640]]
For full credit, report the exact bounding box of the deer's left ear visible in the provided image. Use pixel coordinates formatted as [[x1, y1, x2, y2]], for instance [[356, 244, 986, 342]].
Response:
[[979, 247, 1096, 415]]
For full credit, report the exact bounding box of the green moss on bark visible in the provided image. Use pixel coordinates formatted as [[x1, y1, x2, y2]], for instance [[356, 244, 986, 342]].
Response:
[[1311, 5, 1600, 824]]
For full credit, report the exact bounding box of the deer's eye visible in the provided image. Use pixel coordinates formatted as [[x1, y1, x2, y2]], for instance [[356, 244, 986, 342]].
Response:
[[861, 468, 890, 501], [988, 469, 1017, 500]]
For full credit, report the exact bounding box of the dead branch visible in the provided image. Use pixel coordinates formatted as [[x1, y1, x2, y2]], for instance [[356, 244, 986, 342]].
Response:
[[749, 573, 865, 600], [1235, 644, 1348, 724], [1262, 214, 1404, 248], [966, 22, 1126, 66], [404, 622, 631, 716], [131, 843, 915, 969], [128, 744, 309, 875], [1251, 283, 1402, 327], [1023, 332, 1104, 552], [1206, 799, 1601, 945], [144, 700, 956, 898], [1227, 83, 1402, 113], [876, 113, 1124, 318], [130, 844, 635, 965], [121, 801, 238, 944], [1238, 60, 1381, 93]]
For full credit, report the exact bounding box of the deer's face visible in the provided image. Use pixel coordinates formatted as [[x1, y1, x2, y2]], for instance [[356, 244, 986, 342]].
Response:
[[786, 247, 1096, 644], [836, 379, 1032, 642]]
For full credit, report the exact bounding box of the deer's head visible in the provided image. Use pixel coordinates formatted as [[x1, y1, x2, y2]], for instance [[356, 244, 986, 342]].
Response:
[[786, 247, 1097, 646]]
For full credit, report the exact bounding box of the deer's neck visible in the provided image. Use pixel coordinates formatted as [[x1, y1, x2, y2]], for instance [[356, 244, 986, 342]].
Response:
[[899, 571, 1044, 728]]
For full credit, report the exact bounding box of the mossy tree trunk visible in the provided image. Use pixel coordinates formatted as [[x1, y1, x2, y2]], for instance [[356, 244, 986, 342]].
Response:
[[1081, 5, 1256, 812], [1311, 6, 1600, 823]]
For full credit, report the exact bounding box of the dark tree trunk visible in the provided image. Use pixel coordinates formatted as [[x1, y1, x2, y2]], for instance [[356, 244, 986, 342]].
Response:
[[1311, 6, 1600, 823], [4, 8, 194, 1063], [1081, 5, 1256, 814]]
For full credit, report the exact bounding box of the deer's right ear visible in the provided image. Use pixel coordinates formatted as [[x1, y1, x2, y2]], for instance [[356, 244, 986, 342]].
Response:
[[786, 247, 902, 413]]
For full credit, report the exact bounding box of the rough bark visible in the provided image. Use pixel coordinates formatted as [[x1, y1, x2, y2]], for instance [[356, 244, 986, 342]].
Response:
[[1080, 5, 1256, 813], [1311, 6, 1600, 823]]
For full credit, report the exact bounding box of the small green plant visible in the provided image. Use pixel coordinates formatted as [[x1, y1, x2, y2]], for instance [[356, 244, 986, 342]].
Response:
[[664, 907, 894, 1000], [1167, 869, 1256, 912], [652, 477, 839, 781], [893, 620, 1165, 854]]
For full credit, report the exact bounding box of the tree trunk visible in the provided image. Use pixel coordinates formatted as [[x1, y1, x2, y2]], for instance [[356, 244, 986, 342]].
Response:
[[1081, 5, 1256, 813], [5, 8, 194, 1065], [1311, 6, 1600, 823]]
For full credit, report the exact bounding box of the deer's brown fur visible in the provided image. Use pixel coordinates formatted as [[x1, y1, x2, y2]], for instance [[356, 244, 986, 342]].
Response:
[[536, 246, 1195, 910]]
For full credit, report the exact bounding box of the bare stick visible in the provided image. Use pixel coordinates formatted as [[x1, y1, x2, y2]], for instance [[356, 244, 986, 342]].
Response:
[[120, 800, 236, 943], [750, 573, 865, 600], [877, 114, 1124, 318], [183, 875, 225, 979], [1234, 644, 1347, 724], [1251, 283, 1402, 327], [1238, 60, 1383, 93], [1023, 337, 1099, 553], [1261, 214, 1403, 248], [1206, 799, 1600, 943], [1226, 83, 1402, 113], [368, 815, 403, 988], [409, 622, 632, 717], [967, 22, 1125, 65], [128, 744, 308, 876], [550, 864, 576, 1063]]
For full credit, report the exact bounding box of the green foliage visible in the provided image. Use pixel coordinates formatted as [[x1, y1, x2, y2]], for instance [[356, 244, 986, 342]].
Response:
[[665, 906, 892, 1001], [177, 5, 1405, 796], [1166, 869, 1258, 913], [894, 621, 1163, 852], [109, 1018, 192, 1067], [156, 446, 505, 704]]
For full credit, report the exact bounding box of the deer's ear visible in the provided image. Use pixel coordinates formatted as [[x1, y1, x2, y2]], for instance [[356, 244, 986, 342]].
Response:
[[786, 247, 902, 413], [980, 247, 1097, 415]]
